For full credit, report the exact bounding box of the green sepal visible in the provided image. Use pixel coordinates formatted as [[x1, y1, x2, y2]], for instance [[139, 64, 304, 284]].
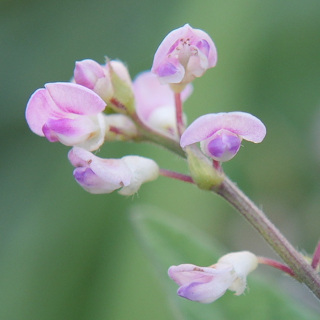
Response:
[[185, 144, 223, 190], [108, 63, 135, 114]]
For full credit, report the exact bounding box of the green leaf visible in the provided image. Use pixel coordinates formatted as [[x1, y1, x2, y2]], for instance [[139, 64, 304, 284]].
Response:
[[130, 205, 319, 320]]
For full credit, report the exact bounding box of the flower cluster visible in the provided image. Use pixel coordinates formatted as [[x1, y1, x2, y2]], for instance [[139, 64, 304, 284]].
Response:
[[25, 24, 269, 303]]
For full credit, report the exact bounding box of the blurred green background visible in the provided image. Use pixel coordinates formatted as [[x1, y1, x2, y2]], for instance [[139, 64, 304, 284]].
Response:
[[1, 0, 320, 319]]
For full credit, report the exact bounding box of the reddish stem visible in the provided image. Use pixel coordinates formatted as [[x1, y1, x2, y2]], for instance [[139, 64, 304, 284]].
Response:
[[110, 98, 127, 112], [109, 126, 122, 135], [213, 160, 222, 172], [159, 168, 194, 184], [174, 92, 184, 137], [258, 256, 295, 277], [311, 240, 320, 269]]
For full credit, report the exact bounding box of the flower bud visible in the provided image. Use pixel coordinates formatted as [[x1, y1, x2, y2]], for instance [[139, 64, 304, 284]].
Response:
[[168, 251, 258, 303], [168, 263, 234, 303], [68, 147, 159, 195]]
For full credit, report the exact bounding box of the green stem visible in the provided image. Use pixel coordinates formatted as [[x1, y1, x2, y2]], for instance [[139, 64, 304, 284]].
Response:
[[217, 176, 320, 299], [130, 112, 185, 157]]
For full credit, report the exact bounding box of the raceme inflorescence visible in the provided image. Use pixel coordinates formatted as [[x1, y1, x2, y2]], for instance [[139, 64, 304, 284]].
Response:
[[25, 23, 320, 304]]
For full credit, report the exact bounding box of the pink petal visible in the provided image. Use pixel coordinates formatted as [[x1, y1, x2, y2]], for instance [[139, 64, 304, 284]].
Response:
[[156, 59, 186, 84], [74, 59, 105, 89], [168, 263, 233, 285], [168, 263, 234, 303], [177, 272, 232, 303], [152, 24, 190, 73], [133, 71, 192, 120], [180, 112, 266, 148], [25, 88, 61, 136], [72, 167, 117, 194], [45, 82, 106, 115], [190, 28, 217, 67], [68, 147, 132, 190], [68, 146, 93, 167]]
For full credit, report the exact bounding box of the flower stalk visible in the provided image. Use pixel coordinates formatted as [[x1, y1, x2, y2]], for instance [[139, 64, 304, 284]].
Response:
[[174, 92, 184, 137], [217, 176, 320, 299], [159, 168, 194, 184], [311, 240, 320, 270], [257, 256, 295, 277]]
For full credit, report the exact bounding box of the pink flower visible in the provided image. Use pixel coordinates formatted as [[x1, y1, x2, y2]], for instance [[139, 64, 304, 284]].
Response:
[[74, 59, 132, 103], [133, 71, 192, 138], [180, 112, 266, 162], [25, 82, 107, 151], [68, 147, 159, 195], [152, 24, 217, 86], [168, 251, 258, 303]]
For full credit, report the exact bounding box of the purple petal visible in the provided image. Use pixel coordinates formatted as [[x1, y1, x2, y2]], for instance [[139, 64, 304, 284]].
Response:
[[42, 116, 98, 145], [157, 62, 179, 77], [202, 130, 242, 162], [168, 263, 235, 303], [68, 147, 132, 191], [156, 61, 185, 84], [73, 167, 122, 194], [152, 24, 191, 72], [45, 82, 106, 115], [196, 39, 210, 57], [190, 28, 217, 67], [180, 112, 266, 148], [177, 273, 231, 303]]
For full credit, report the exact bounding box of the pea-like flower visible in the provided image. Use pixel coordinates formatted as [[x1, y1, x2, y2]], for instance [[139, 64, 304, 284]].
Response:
[[133, 71, 192, 138], [180, 112, 266, 162], [151, 24, 217, 86], [168, 251, 258, 303], [25, 82, 107, 151], [68, 147, 159, 195]]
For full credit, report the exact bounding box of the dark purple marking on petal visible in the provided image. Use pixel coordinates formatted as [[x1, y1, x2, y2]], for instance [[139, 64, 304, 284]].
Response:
[[167, 38, 181, 55], [157, 62, 178, 77], [196, 39, 210, 56], [73, 167, 96, 186], [207, 134, 241, 159]]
